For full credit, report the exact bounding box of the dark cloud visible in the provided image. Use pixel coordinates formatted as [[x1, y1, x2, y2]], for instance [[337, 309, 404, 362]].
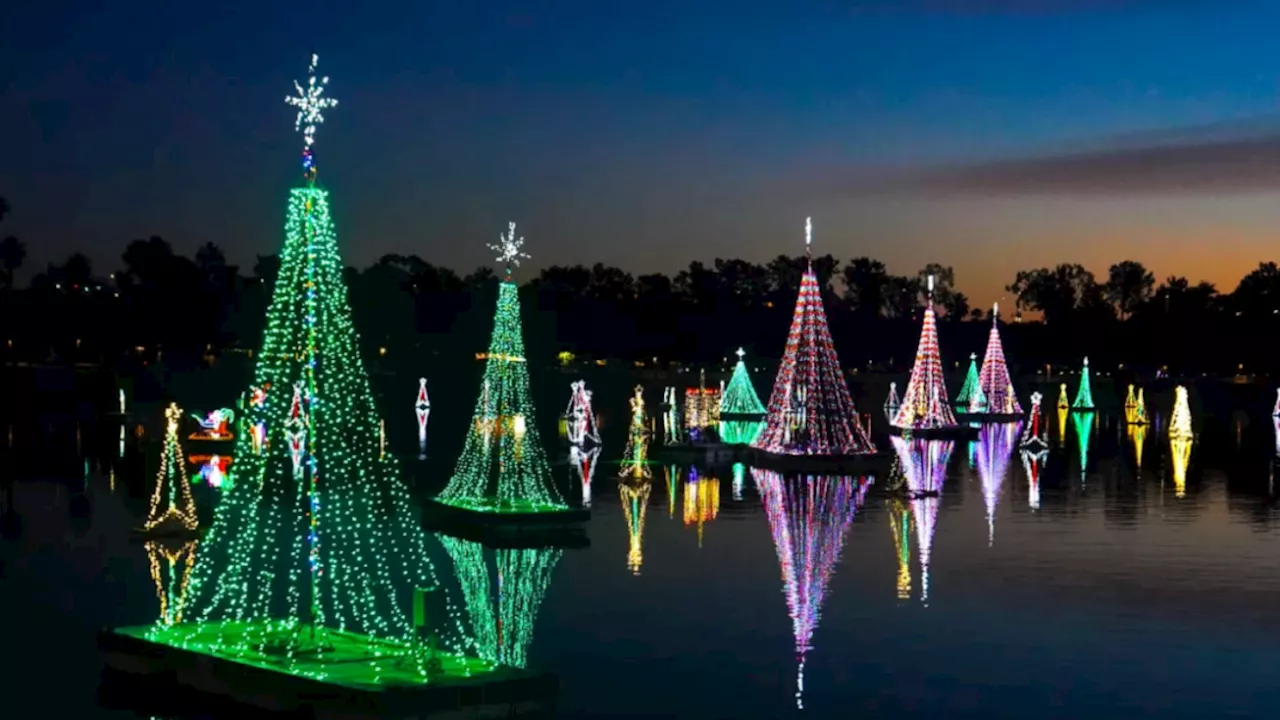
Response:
[[851, 121, 1280, 197]]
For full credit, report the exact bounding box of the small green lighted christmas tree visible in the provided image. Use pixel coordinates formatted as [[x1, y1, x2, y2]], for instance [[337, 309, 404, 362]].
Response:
[[435, 224, 574, 517], [954, 353, 984, 412], [719, 347, 765, 416], [1072, 357, 1095, 410]]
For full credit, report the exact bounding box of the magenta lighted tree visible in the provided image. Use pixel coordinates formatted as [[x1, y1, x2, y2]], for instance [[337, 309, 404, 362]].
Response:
[[753, 218, 875, 456], [892, 277, 959, 430], [972, 304, 1021, 416]]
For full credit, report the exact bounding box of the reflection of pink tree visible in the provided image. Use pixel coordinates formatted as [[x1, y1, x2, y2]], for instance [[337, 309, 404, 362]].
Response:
[[976, 422, 1021, 547], [756, 468, 870, 709], [890, 436, 954, 605]]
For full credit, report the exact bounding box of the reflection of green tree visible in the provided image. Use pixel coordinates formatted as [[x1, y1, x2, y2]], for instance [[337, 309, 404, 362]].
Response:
[[1072, 411, 1094, 483], [440, 538, 562, 669]]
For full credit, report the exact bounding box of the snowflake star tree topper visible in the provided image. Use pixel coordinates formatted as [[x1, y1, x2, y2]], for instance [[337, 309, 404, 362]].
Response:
[[489, 221, 531, 280], [285, 53, 338, 181]]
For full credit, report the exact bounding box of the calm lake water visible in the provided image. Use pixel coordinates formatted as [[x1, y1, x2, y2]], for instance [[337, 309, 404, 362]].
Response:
[[4, 370, 1280, 718]]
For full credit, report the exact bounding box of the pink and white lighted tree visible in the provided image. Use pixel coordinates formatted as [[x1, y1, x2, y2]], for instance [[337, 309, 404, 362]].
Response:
[[755, 468, 870, 710], [892, 277, 959, 430], [753, 218, 875, 456], [972, 304, 1021, 416]]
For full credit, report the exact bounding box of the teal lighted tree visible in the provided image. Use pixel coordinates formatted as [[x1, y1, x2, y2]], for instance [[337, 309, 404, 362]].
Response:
[[435, 224, 570, 515], [719, 347, 765, 416], [1072, 357, 1095, 410], [954, 353, 983, 412], [148, 56, 477, 674]]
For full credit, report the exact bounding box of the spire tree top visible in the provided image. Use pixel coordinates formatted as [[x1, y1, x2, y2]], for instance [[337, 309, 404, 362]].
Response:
[[285, 53, 338, 184], [970, 352, 976, 361], [489, 221, 530, 281], [736, 347, 746, 360], [805, 217, 812, 260], [993, 301, 999, 318]]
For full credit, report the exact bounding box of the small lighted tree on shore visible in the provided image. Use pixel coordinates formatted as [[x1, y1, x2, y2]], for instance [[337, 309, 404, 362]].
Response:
[[436, 224, 570, 515]]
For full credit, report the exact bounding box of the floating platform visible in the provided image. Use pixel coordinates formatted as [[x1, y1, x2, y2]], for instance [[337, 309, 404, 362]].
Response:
[[100, 622, 558, 719], [717, 412, 765, 421], [744, 447, 891, 475], [422, 497, 590, 530], [888, 424, 980, 440], [129, 524, 203, 542]]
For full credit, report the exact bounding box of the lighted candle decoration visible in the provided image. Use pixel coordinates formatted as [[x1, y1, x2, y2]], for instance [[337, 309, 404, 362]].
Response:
[[1057, 383, 1070, 411], [884, 381, 901, 420], [415, 377, 431, 458], [1020, 391, 1048, 450], [890, 436, 954, 605], [976, 421, 1020, 547], [1169, 386, 1193, 441], [754, 218, 875, 456], [756, 468, 870, 710]]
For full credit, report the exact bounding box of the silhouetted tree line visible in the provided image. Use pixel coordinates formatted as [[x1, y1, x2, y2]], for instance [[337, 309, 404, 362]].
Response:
[[1, 197, 1277, 375]]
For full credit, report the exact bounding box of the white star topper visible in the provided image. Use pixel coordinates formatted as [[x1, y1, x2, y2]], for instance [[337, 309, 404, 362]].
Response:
[[489, 222, 531, 270], [286, 54, 338, 148]]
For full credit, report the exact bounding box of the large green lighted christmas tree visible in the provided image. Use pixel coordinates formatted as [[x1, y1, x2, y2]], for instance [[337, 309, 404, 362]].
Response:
[[435, 225, 571, 516], [719, 347, 765, 416], [144, 56, 477, 674]]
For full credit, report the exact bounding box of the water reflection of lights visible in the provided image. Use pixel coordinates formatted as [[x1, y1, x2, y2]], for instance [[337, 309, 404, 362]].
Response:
[[976, 422, 1020, 547], [755, 468, 870, 710], [1170, 437, 1192, 499], [890, 436, 953, 606], [569, 445, 600, 508], [1071, 411, 1094, 488], [683, 468, 720, 547], [1021, 448, 1046, 511], [620, 477, 650, 575], [145, 539, 198, 626]]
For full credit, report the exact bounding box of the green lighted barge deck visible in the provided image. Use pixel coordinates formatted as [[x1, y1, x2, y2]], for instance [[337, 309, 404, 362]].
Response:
[[99, 623, 557, 718]]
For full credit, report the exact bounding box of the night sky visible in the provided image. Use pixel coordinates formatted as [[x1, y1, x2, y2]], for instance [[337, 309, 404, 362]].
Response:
[[5, 0, 1280, 309]]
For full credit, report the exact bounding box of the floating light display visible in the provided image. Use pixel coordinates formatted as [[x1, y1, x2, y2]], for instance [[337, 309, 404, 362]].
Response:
[[754, 218, 875, 456], [683, 467, 720, 547], [145, 539, 198, 627], [192, 454, 232, 489], [976, 421, 1020, 547], [972, 304, 1021, 415], [1020, 391, 1048, 449], [569, 444, 600, 508], [1169, 386, 1193, 441], [156, 58, 476, 671], [1170, 436, 1192, 498], [1057, 383, 1069, 411], [1124, 385, 1138, 423], [436, 224, 571, 516], [719, 348, 766, 416], [1021, 447, 1046, 510], [685, 370, 721, 439], [189, 408, 235, 441], [888, 498, 913, 601], [143, 403, 199, 534], [662, 387, 683, 446], [1072, 410, 1095, 487], [755, 468, 870, 710], [1133, 388, 1149, 425], [890, 436, 954, 605], [892, 276, 960, 431], [620, 476, 651, 575], [621, 386, 651, 476], [955, 353, 983, 412], [564, 380, 600, 446], [440, 538, 562, 670], [1072, 357, 1095, 410]]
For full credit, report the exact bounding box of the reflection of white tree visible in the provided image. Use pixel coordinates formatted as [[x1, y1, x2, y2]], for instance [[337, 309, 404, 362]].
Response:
[[890, 437, 954, 605], [976, 422, 1020, 547]]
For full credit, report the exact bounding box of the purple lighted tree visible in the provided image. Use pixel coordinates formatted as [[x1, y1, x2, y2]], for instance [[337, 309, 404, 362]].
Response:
[[892, 277, 959, 430], [890, 436, 954, 605], [972, 303, 1021, 416], [753, 218, 875, 456], [975, 422, 1020, 547], [755, 468, 870, 710]]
